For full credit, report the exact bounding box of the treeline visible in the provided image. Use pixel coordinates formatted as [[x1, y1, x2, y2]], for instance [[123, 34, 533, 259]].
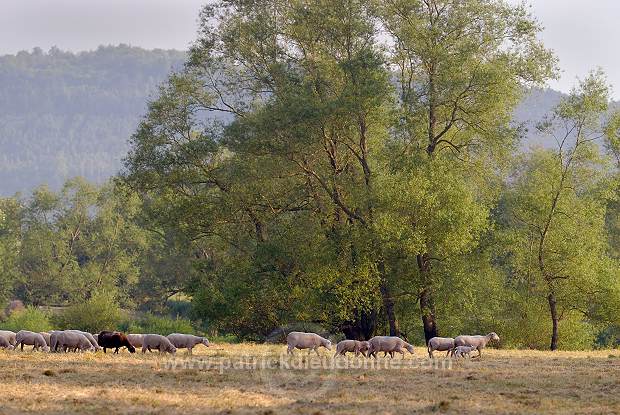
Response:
[[0, 179, 196, 314], [0, 45, 186, 196], [121, 0, 620, 349], [3, 1, 620, 350]]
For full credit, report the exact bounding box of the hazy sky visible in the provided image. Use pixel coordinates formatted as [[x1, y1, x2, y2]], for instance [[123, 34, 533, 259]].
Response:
[[1, 0, 619, 96]]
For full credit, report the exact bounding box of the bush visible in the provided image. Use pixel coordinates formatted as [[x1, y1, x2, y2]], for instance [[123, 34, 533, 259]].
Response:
[[127, 313, 195, 335], [56, 291, 125, 332], [1, 306, 52, 332]]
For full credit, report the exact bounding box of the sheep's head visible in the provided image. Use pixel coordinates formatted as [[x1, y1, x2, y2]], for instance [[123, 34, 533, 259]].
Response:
[[323, 340, 332, 350], [405, 344, 415, 354], [202, 338, 210, 347], [170, 346, 177, 354], [127, 343, 136, 353], [488, 332, 500, 342], [42, 345, 50, 352], [359, 341, 370, 350]]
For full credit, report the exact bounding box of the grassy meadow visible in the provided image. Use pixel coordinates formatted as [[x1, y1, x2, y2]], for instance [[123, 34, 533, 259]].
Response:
[[0, 344, 619, 414]]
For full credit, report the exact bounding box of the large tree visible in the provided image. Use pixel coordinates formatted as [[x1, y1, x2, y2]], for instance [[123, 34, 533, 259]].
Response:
[[123, 0, 555, 340], [502, 72, 620, 350], [374, 0, 556, 341]]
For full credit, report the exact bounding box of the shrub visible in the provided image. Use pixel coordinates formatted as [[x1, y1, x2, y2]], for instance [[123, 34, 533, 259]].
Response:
[[127, 313, 195, 335], [56, 291, 125, 332], [1, 306, 52, 332]]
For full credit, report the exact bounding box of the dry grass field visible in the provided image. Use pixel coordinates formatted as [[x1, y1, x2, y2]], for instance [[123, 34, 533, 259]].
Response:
[[0, 344, 619, 414]]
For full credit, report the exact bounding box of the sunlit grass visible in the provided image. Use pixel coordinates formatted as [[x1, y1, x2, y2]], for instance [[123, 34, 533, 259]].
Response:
[[1, 345, 619, 414]]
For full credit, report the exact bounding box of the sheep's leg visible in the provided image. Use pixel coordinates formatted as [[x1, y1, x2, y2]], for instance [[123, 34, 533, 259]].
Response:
[[445, 349, 451, 358], [188, 347, 193, 355]]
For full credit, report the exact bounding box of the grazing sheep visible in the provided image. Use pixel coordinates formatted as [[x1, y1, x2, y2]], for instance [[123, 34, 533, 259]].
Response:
[[39, 332, 51, 347], [167, 334, 209, 355], [367, 336, 415, 359], [0, 336, 14, 350], [98, 331, 136, 354], [358, 341, 370, 357], [15, 330, 49, 352], [334, 340, 370, 358], [66, 330, 101, 351], [286, 332, 332, 356], [454, 332, 500, 358], [57, 331, 95, 352], [427, 337, 455, 358], [127, 334, 145, 349], [49, 331, 63, 352], [142, 334, 177, 354], [0, 330, 17, 347], [452, 345, 477, 358]]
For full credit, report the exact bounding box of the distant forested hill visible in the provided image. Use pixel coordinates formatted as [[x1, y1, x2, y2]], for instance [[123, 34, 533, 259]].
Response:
[[0, 45, 570, 195], [0, 45, 186, 196]]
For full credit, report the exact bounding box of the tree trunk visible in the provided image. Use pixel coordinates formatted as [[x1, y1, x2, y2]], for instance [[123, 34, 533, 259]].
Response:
[[417, 253, 438, 344], [380, 283, 400, 336], [548, 292, 559, 351], [341, 309, 377, 340], [379, 279, 400, 338], [419, 287, 438, 344]]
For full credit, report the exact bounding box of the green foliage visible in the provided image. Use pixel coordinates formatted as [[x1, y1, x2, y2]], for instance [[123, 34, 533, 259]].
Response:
[[1, 307, 52, 332], [56, 291, 125, 332], [3, 2, 619, 351], [126, 313, 195, 336], [498, 72, 620, 349]]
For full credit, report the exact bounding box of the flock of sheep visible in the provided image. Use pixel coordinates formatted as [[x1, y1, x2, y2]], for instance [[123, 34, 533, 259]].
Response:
[[287, 331, 501, 359], [0, 329, 209, 355], [0, 328, 500, 360]]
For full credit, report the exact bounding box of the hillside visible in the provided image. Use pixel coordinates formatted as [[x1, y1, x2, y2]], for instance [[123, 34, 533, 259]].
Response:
[[0, 46, 566, 196], [0, 45, 186, 196]]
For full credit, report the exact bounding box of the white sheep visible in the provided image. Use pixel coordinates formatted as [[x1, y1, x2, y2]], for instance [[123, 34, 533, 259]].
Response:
[[454, 332, 500, 358], [56, 331, 95, 352], [0, 330, 17, 347], [39, 332, 51, 347], [141, 334, 177, 354], [66, 330, 101, 351], [286, 332, 332, 356], [452, 345, 477, 358], [127, 333, 145, 348], [333, 340, 370, 358], [427, 337, 455, 358], [0, 336, 14, 350], [15, 330, 49, 352], [49, 331, 63, 352], [367, 336, 415, 359], [167, 333, 209, 355]]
